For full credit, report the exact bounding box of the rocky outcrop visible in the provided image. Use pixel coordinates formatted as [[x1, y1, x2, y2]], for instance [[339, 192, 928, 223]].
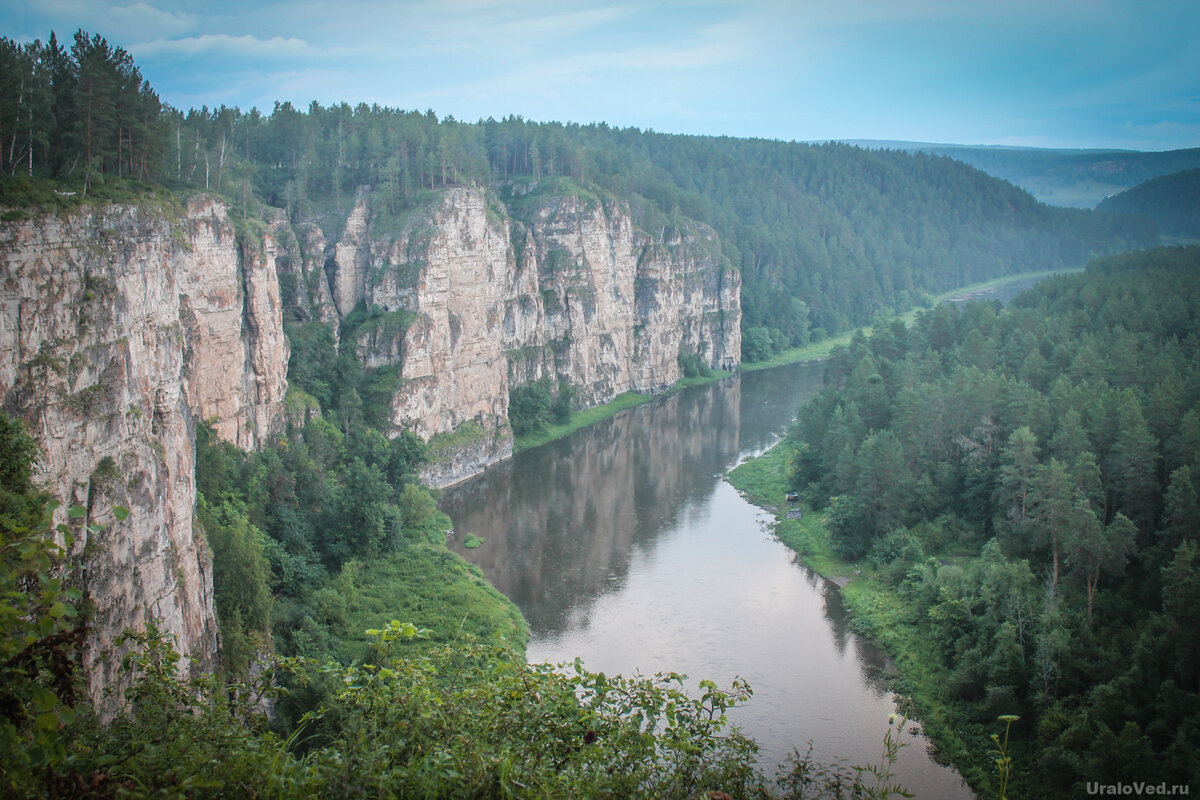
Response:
[[0, 179, 738, 706], [0, 196, 288, 708], [179, 201, 290, 449], [324, 183, 741, 486], [510, 191, 741, 401], [370, 188, 516, 445]]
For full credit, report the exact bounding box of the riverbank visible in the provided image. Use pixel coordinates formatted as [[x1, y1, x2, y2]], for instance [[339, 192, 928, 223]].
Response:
[[727, 444, 994, 798]]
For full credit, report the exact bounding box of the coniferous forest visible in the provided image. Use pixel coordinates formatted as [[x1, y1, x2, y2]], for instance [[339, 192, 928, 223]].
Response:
[[1, 27, 1196, 800], [784, 246, 1200, 797]]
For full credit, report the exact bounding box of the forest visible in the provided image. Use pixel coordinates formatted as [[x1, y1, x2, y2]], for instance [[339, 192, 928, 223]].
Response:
[[783, 246, 1200, 797], [0, 30, 1157, 362]]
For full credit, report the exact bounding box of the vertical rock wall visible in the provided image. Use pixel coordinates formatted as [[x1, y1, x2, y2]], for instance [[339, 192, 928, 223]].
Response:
[[0, 197, 287, 708], [325, 183, 741, 487]]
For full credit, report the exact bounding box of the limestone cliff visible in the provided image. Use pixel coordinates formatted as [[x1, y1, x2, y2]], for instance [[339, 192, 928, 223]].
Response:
[[0, 197, 288, 706], [314, 181, 741, 486], [0, 179, 737, 704]]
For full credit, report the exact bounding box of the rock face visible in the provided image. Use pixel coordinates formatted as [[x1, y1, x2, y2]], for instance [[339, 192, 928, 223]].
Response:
[[0, 197, 288, 708], [320, 183, 741, 486], [0, 179, 738, 705]]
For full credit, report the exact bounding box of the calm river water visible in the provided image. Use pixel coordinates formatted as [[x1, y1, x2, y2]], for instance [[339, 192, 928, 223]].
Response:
[[442, 358, 975, 798]]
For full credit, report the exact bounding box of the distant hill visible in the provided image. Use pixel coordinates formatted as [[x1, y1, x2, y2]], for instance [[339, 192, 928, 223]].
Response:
[[1098, 168, 1200, 239], [838, 141, 1200, 208]]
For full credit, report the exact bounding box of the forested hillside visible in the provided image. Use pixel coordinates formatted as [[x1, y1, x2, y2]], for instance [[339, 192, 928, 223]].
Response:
[[1098, 168, 1200, 239], [1, 30, 1156, 363], [783, 246, 1200, 797]]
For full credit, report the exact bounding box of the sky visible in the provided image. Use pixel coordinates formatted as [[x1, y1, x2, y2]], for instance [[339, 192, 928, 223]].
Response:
[[3, 0, 1199, 151]]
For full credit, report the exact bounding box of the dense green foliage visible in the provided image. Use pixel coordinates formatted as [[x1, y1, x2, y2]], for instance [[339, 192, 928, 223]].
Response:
[[508, 379, 575, 435], [193, 321, 525, 667], [784, 246, 1200, 797], [2, 29, 1156, 365], [678, 349, 716, 379], [0, 416, 85, 794], [1099, 168, 1200, 238]]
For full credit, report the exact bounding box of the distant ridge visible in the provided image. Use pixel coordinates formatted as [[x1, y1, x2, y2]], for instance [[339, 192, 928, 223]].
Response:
[[1099, 167, 1200, 238], [828, 139, 1130, 155], [821, 141, 1200, 207]]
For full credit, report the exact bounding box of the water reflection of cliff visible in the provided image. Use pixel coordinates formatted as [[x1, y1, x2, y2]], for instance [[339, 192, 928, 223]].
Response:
[[443, 378, 741, 635]]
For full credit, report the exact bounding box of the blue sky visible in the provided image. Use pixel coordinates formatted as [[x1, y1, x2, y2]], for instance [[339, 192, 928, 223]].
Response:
[[3, 0, 1198, 151]]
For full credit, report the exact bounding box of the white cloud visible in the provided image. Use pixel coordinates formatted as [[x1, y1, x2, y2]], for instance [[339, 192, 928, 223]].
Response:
[[131, 33, 312, 59]]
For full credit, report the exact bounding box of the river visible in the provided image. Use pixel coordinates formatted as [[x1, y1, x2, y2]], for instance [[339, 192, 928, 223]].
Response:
[[442, 357, 974, 798]]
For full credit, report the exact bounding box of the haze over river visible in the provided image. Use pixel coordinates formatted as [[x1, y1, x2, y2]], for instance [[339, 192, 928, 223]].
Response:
[[438, 277, 1051, 798]]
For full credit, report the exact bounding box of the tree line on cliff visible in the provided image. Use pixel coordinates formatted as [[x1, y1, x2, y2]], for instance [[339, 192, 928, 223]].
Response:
[[1, 29, 1157, 363], [783, 246, 1200, 797]]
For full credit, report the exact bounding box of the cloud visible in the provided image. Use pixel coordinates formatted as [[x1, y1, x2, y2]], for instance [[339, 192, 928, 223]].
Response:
[[131, 33, 312, 59], [13, 0, 1196, 149]]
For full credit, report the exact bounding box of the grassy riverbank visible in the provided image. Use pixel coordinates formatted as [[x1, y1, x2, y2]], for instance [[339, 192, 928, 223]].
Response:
[[727, 444, 998, 797]]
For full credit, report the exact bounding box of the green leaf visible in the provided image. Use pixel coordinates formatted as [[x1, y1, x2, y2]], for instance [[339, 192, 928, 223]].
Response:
[[31, 686, 57, 711], [113, 506, 130, 521], [67, 506, 87, 519]]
